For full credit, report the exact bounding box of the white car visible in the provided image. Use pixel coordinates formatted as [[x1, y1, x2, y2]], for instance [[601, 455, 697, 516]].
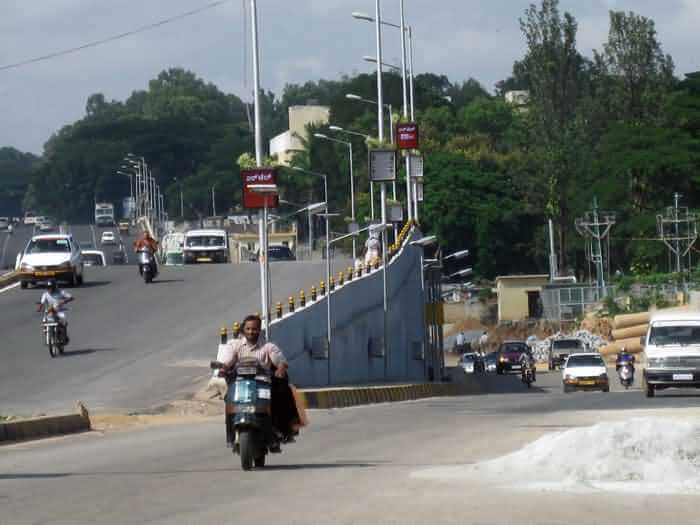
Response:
[[562, 353, 609, 393], [101, 231, 116, 245], [17, 234, 84, 288], [81, 250, 106, 267]]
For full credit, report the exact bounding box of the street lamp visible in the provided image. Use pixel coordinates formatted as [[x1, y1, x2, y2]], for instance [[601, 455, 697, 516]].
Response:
[[444, 249, 470, 261], [363, 56, 402, 72], [248, 183, 278, 338], [292, 167, 329, 260], [314, 132, 357, 261], [318, 211, 340, 384], [328, 125, 378, 221], [345, 94, 394, 144]]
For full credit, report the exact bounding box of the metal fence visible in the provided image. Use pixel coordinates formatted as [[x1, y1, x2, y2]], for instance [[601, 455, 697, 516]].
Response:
[[541, 285, 616, 323]]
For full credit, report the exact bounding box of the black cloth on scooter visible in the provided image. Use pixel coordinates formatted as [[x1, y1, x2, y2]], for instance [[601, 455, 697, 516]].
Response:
[[270, 372, 300, 438]]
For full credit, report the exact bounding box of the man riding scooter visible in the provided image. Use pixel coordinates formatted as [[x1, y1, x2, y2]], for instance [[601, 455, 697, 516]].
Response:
[[520, 350, 536, 384], [615, 348, 636, 370], [133, 230, 159, 279], [36, 280, 74, 345], [221, 315, 299, 452], [616, 347, 636, 388]]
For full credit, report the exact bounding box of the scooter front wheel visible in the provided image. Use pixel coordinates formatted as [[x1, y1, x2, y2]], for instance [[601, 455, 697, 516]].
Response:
[[239, 430, 254, 471]]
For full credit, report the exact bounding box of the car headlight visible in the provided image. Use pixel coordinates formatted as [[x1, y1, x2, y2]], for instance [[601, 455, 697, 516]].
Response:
[[20, 262, 34, 271], [564, 374, 575, 381], [499, 357, 506, 362]]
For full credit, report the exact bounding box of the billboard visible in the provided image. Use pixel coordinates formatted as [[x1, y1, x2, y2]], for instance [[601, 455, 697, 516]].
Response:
[[396, 123, 419, 150]]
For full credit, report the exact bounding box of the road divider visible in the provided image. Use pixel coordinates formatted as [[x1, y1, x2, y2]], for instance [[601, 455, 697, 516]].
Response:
[[0, 271, 20, 292], [299, 381, 479, 409], [0, 402, 90, 444]]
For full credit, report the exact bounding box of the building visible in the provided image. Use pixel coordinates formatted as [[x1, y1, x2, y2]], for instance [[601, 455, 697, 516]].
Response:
[[225, 214, 298, 263], [269, 105, 330, 166], [495, 274, 549, 323]]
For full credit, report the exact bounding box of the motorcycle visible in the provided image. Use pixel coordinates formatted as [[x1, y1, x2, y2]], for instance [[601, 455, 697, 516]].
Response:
[[618, 362, 635, 389], [40, 305, 66, 358], [137, 249, 157, 283], [211, 360, 280, 471], [521, 364, 535, 388]]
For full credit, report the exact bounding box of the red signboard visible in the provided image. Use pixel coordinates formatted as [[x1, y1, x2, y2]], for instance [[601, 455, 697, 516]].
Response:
[[241, 168, 279, 209], [396, 123, 419, 150]]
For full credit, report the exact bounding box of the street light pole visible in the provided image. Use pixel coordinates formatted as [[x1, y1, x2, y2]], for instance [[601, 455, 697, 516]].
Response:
[[211, 184, 216, 217], [400, 0, 413, 223], [375, 0, 384, 143]]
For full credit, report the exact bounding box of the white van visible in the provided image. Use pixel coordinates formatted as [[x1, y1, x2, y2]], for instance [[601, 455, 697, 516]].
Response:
[[183, 229, 229, 264], [643, 311, 700, 398]]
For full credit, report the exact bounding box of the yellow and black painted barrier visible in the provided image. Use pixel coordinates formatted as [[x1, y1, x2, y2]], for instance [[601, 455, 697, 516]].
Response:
[[0, 271, 20, 288]]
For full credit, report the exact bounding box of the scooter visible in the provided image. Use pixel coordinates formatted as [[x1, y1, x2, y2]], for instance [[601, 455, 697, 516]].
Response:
[[618, 362, 634, 389], [40, 305, 66, 358], [211, 361, 280, 471], [137, 249, 157, 283]]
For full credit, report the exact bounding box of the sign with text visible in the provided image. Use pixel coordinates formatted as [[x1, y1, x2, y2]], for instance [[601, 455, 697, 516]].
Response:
[[241, 168, 279, 209], [409, 154, 424, 178], [369, 149, 396, 182], [396, 123, 419, 150]]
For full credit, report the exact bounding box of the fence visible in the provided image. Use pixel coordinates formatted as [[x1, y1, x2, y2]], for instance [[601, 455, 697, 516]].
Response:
[[541, 285, 616, 323]]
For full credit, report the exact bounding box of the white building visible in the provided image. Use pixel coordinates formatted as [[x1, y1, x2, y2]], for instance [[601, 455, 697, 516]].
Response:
[[269, 105, 330, 166]]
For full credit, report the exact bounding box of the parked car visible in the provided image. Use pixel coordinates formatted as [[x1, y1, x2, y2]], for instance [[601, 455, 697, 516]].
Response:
[[549, 338, 586, 370], [496, 341, 532, 375], [459, 352, 484, 374], [562, 353, 609, 393], [100, 231, 117, 245], [17, 234, 84, 288], [81, 250, 106, 267]]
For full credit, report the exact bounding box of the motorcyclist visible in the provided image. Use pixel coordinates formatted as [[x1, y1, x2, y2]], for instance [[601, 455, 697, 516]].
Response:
[[519, 350, 536, 382], [36, 280, 74, 344], [133, 231, 159, 273], [616, 348, 635, 370], [221, 315, 297, 451], [363, 230, 381, 267]]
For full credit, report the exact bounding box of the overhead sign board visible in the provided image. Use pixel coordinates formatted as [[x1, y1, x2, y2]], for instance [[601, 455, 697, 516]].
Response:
[[409, 154, 424, 178], [369, 149, 396, 182], [241, 168, 279, 209], [396, 123, 419, 150]]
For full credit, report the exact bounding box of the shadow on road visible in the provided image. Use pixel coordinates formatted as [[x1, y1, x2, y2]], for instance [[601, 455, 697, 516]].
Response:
[[61, 347, 117, 357], [254, 462, 379, 471], [149, 279, 185, 284], [0, 473, 71, 480], [447, 366, 548, 395], [74, 280, 111, 289]]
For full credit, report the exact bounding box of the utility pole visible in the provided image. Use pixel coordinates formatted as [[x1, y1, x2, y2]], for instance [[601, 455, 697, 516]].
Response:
[[575, 197, 616, 293], [657, 193, 698, 274]]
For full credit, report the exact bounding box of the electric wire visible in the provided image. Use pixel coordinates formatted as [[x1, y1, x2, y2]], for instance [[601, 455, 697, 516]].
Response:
[[0, 0, 232, 72]]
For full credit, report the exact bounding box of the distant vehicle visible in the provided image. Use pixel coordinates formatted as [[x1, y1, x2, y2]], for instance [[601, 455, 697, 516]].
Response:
[[81, 250, 106, 267], [549, 338, 586, 370], [268, 245, 296, 262], [118, 220, 130, 235], [562, 353, 609, 393], [95, 202, 115, 227], [459, 352, 484, 374], [496, 341, 532, 375], [17, 234, 84, 288], [484, 352, 498, 373], [112, 248, 127, 265], [183, 229, 228, 264], [23, 210, 37, 225], [101, 231, 116, 245], [0, 217, 8, 230], [36, 218, 55, 232], [643, 312, 700, 398]]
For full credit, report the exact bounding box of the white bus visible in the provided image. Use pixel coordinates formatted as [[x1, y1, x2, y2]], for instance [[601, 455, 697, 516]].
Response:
[[183, 229, 229, 264]]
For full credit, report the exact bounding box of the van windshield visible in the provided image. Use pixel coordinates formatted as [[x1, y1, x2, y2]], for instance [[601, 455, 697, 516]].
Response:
[[186, 236, 225, 247], [649, 325, 700, 346]]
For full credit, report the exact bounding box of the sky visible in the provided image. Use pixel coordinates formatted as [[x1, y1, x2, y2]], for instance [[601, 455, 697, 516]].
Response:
[[1, 0, 699, 154]]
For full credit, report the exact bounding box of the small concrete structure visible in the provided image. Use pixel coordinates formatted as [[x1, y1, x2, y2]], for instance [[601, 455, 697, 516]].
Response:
[[495, 274, 549, 323]]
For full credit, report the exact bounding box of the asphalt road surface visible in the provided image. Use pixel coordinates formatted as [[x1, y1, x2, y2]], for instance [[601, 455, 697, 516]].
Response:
[[0, 224, 34, 270], [0, 256, 349, 415], [3, 369, 700, 524]]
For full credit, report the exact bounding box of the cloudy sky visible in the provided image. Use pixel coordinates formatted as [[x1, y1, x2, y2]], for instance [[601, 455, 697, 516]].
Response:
[[1, 0, 699, 154]]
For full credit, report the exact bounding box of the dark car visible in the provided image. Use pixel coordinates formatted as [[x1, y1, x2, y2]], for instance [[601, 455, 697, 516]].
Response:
[[496, 341, 532, 375], [267, 245, 296, 262], [549, 338, 585, 370]]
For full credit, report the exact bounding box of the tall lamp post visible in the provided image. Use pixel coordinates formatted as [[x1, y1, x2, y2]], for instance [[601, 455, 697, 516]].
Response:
[[314, 133, 357, 260], [328, 125, 375, 220]]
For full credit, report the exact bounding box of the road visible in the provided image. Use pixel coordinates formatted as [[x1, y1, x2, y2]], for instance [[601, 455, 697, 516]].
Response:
[[0, 252, 349, 415], [3, 369, 700, 524], [0, 224, 34, 270]]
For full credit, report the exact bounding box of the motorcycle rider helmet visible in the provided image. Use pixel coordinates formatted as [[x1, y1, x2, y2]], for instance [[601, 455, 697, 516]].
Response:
[[46, 280, 57, 292]]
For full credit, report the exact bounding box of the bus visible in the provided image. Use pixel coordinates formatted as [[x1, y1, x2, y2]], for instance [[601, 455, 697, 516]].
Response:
[[95, 202, 115, 227]]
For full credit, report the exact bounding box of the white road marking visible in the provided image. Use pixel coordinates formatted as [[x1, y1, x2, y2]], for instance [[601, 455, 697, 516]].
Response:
[[0, 281, 20, 294]]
